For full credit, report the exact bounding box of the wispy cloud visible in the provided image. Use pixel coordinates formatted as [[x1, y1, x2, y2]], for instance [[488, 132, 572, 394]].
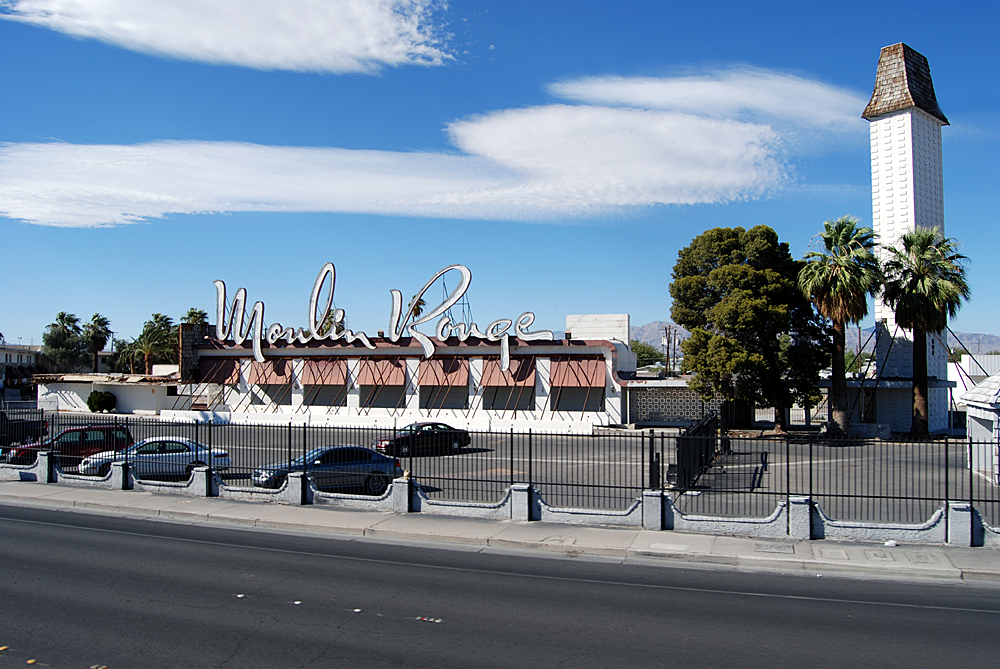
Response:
[[0, 68, 865, 227], [549, 69, 868, 131], [0, 0, 452, 73]]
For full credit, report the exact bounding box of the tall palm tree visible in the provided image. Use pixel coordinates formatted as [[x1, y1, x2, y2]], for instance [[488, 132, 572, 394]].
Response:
[[799, 217, 881, 434], [82, 313, 112, 373], [180, 308, 208, 325], [882, 227, 970, 436]]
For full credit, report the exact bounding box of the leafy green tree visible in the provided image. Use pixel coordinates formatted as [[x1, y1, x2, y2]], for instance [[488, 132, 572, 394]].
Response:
[[670, 226, 828, 432], [631, 340, 665, 367], [180, 308, 208, 325], [42, 312, 89, 372], [882, 227, 970, 436], [798, 217, 881, 434], [317, 309, 344, 336], [106, 337, 135, 373], [844, 350, 873, 373], [81, 313, 112, 373]]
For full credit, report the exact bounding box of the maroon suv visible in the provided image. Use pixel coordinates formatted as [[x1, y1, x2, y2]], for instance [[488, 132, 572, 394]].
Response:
[[4, 425, 135, 467]]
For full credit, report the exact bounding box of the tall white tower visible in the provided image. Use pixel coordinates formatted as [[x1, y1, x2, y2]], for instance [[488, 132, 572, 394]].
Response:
[[863, 43, 950, 432]]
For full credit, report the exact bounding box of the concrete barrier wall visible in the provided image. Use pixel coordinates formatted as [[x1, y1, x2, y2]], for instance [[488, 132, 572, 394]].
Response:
[[3, 454, 998, 546]]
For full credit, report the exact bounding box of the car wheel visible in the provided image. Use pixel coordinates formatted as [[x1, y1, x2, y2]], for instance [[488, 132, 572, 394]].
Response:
[[185, 461, 207, 476], [398, 443, 410, 457], [450, 438, 461, 454], [97, 463, 111, 477], [364, 472, 389, 496]]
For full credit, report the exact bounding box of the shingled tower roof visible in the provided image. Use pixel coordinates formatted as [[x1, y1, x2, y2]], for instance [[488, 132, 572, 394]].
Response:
[[863, 43, 948, 124]]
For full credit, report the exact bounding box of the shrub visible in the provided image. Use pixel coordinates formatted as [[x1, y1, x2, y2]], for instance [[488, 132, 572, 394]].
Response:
[[87, 390, 117, 413]]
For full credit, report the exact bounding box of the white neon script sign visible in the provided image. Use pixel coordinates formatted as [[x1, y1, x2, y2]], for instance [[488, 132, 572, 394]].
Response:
[[214, 263, 553, 370]]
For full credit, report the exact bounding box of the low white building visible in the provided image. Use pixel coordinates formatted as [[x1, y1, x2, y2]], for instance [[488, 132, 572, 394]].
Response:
[[960, 375, 1000, 485], [36, 372, 179, 415]]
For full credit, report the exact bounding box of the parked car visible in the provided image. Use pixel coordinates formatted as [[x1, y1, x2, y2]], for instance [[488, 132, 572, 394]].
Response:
[[0, 410, 48, 449], [79, 438, 231, 478], [371, 422, 471, 457], [253, 446, 402, 495], [3, 424, 134, 467]]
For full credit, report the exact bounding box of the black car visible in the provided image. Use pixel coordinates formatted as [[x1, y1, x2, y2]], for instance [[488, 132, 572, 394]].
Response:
[[372, 422, 471, 457], [253, 446, 403, 495]]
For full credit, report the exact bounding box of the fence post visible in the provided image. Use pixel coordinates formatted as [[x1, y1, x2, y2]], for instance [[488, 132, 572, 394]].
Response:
[[945, 436, 950, 539], [648, 429, 659, 489], [509, 426, 514, 489], [786, 439, 792, 534], [528, 429, 533, 488], [969, 437, 975, 516]]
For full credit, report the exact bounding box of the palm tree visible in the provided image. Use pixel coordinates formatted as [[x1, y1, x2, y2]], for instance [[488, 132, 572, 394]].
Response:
[[180, 308, 208, 325], [43, 312, 87, 372], [882, 227, 970, 436], [81, 313, 112, 373], [798, 217, 881, 435], [51, 311, 82, 335], [408, 295, 426, 324], [131, 324, 175, 374]]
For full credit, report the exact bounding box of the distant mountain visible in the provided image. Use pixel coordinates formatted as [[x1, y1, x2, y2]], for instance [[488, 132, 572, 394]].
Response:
[[838, 326, 1000, 355], [629, 321, 689, 347], [629, 321, 1000, 357]]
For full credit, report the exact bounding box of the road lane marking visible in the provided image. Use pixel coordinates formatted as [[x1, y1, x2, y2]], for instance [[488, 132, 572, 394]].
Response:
[[1, 513, 997, 616]]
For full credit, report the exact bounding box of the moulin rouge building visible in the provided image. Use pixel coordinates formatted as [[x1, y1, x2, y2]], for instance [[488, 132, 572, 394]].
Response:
[[176, 263, 639, 431]]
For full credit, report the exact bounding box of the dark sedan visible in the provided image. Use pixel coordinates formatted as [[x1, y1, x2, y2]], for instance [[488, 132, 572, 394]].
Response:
[[253, 446, 403, 495], [372, 422, 471, 457]]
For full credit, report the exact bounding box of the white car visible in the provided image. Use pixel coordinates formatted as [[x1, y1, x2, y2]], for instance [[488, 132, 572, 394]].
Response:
[[79, 437, 231, 478]]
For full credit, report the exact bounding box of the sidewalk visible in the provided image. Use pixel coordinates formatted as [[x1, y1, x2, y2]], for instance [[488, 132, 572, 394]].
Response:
[[2, 479, 999, 584]]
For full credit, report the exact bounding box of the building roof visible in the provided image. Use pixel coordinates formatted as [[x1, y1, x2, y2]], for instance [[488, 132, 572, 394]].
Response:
[[34, 372, 179, 386], [960, 372, 1000, 408], [862, 43, 948, 124]]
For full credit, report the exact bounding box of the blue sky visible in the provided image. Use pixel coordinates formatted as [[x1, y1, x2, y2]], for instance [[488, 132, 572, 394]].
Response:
[[1, 0, 997, 345]]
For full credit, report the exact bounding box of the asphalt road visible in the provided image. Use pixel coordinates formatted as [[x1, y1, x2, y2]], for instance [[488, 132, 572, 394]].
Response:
[[2, 504, 1000, 668]]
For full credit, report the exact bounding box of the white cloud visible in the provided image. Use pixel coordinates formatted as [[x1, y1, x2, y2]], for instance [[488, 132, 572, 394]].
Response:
[[549, 69, 867, 131], [0, 0, 451, 72], [0, 67, 866, 227], [442, 105, 782, 210], [0, 141, 514, 227]]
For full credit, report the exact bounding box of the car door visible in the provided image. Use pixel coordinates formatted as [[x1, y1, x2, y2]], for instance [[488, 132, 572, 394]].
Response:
[[415, 425, 436, 454], [341, 448, 373, 488], [82, 430, 109, 458], [430, 424, 450, 452], [53, 431, 83, 458], [312, 449, 345, 489], [160, 441, 192, 475], [131, 441, 162, 477], [111, 428, 132, 451]]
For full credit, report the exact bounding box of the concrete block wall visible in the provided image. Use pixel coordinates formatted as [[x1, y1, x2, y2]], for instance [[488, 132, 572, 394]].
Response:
[[629, 387, 722, 424]]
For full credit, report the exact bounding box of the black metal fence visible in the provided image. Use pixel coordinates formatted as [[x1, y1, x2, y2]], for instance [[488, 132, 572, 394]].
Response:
[[2, 412, 999, 524], [666, 434, 1000, 528]]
